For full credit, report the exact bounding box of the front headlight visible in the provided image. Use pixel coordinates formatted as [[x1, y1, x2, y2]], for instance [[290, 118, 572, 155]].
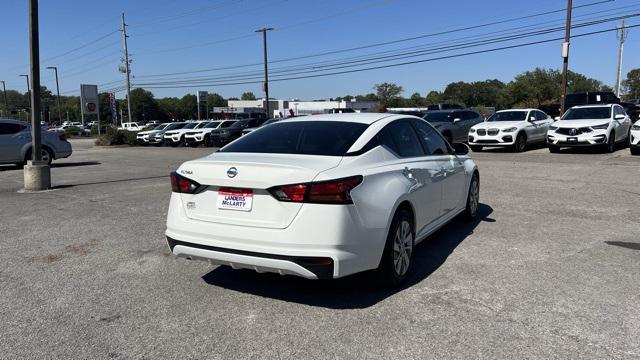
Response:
[[591, 123, 609, 130], [502, 127, 517, 132], [548, 125, 558, 131], [469, 128, 476, 133], [632, 124, 640, 130]]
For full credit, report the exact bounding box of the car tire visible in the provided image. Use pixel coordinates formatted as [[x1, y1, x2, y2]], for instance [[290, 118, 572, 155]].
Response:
[[204, 134, 211, 147], [24, 147, 53, 166], [548, 145, 560, 153], [461, 172, 480, 221], [512, 133, 527, 152], [605, 130, 615, 153], [377, 208, 414, 287], [470, 145, 483, 152]]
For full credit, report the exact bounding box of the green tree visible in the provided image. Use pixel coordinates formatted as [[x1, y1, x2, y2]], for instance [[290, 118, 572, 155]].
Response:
[[208, 93, 227, 107], [240, 92, 256, 100], [129, 88, 160, 122], [374, 83, 403, 110], [623, 68, 640, 99], [179, 94, 197, 120], [410, 92, 425, 106]]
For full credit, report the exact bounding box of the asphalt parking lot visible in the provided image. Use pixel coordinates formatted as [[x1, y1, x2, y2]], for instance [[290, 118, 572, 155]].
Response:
[[1, 139, 639, 359]]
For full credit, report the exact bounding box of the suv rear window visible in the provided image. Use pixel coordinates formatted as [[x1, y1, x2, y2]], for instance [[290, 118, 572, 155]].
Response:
[[220, 121, 368, 156]]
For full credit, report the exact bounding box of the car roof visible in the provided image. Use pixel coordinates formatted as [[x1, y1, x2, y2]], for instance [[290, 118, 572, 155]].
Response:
[[0, 118, 29, 125], [280, 113, 406, 125], [496, 109, 535, 113], [571, 104, 616, 109]]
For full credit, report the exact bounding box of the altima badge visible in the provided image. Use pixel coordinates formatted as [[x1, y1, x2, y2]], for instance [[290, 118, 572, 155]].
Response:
[[227, 167, 238, 178]]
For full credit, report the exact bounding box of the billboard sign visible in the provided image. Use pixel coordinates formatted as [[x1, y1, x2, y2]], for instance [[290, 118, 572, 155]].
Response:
[[109, 93, 117, 124], [80, 84, 99, 115], [197, 91, 208, 105]]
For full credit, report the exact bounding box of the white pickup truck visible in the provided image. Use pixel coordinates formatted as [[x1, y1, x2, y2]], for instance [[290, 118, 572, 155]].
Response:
[[119, 122, 146, 131]]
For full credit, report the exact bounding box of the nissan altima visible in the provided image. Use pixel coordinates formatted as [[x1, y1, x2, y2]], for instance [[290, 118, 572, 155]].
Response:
[[165, 113, 480, 285]]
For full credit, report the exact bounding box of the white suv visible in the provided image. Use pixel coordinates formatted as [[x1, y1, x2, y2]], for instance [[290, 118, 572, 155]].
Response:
[[630, 120, 640, 155], [547, 104, 632, 153], [184, 120, 236, 147], [468, 109, 553, 152], [0, 119, 72, 166], [136, 123, 171, 145], [164, 121, 210, 147], [119, 122, 145, 131]]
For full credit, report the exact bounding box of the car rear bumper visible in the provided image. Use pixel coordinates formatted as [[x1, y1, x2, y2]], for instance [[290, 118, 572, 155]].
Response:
[[165, 193, 385, 279]]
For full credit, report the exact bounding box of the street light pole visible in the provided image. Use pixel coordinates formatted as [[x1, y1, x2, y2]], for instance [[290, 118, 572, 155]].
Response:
[[24, 0, 50, 191], [19, 74, 31, 113], [46, 66, 62, 123], [255, 27, 274, 118], [559, 0, 573, 116], [0, 81, 7, 116]]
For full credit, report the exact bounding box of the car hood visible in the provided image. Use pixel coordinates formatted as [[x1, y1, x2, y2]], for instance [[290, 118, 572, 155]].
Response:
[[554, 119, 610, 128], [472, 121, 524, 129]]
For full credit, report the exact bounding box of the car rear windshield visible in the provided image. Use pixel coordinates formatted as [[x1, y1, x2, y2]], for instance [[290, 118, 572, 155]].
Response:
[[488, 111, 527, 121], [423, 112, 452, 122], [562, 107, 611, 120], [219, 121, 368, 156]]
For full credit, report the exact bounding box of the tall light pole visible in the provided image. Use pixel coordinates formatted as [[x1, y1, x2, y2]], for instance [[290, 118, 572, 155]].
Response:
[[24, 0, 50, 191], [615, 19, 628, 98], [559, 0, 573, 116], [255, 27, 274, 118], [0, 80, 7, 115], [46, 66, 62, 123]]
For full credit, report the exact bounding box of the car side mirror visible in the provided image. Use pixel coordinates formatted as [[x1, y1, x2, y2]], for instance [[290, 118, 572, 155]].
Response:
[[529, 116, 536, 122], [554, 116, 560, 121], [452, 142, 469, 156], [614, 114, 625, 120]]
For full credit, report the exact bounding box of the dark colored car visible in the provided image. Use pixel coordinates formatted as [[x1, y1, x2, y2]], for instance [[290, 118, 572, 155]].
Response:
[[564, 92, 620, 110], [423, 109, 483, 144], [426, 103, 464, 111], [241, 118, 281, 136], [209, 118, 269, 146]]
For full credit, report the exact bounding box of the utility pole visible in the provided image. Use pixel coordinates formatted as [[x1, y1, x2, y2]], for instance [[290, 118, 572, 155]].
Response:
[[559, 0, 573, 116], [121, 13, 133, 122], [24, 0, 50, 191], [615, 19, 628, 98], [46, 66, 62, 123], [0, 81, 7, 116], [255, 27, 274, 118]]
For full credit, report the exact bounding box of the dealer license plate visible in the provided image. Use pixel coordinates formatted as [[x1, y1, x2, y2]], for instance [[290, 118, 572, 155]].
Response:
[[216, 188, 253, 212]]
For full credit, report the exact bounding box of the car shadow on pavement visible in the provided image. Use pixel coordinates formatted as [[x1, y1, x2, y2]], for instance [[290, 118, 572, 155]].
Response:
[[0, 161, 101, 172], [202, 203, 495, 309], [605, 241, 640, 251]]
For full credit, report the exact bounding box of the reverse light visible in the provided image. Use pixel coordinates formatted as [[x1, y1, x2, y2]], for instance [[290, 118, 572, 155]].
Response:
[[591, 123, 609, 130], [268, 176, 363, 204], [170, 172, 201, 194]]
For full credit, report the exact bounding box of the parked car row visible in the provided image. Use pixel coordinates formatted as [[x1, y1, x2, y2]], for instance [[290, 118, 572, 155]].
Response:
[[135, 118, 277, 147]]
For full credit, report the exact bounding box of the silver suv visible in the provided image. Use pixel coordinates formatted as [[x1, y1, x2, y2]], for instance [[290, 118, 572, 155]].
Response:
[[423, 110, 483, 144], [0, 118, 72, 166]]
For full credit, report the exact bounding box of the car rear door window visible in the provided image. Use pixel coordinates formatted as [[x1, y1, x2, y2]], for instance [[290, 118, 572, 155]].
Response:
[[411, 119, 451, 155], [0, 123, 25, 135], [385, 120, 424, 158]]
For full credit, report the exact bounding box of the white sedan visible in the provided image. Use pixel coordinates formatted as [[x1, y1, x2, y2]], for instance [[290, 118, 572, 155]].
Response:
[[631, 120, 640, 155], [468, 109, 553, 152], [547, 104, 632, 153], [165, 113, 480, 286]]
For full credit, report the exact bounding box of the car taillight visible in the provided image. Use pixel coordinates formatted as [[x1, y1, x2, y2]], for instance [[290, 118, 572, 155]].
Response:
[[59, 133, 67, 141], [170, 172, 201, 194], [268, 176, 363, 204]]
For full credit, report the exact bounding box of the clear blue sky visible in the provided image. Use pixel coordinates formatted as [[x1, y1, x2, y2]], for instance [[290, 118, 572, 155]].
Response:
[[1, 0, 639, 100]]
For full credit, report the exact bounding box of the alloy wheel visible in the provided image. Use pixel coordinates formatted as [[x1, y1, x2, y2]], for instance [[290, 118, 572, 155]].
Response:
[[393, 220, 413, 277], [469, 177, 479, 217]]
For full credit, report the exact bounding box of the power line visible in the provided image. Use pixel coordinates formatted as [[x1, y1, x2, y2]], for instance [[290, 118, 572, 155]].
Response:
[[134, 13, 639, 86], [134, 24, 640, 89]]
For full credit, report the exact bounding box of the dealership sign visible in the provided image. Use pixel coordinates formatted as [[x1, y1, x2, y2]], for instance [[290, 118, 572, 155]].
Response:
[[80, 84, 99, 115]]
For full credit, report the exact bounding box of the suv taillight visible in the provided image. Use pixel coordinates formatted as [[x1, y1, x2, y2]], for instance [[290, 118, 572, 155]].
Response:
[[59, 133, 67, 141], [170, 172, 201, 194], [268, 176, 363, 204]]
